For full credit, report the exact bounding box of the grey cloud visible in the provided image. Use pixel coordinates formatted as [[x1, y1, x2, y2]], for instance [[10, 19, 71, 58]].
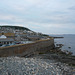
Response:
[[69, 6, 75, 10]]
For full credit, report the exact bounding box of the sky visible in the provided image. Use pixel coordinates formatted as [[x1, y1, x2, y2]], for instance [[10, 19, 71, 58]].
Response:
[[0, 0, 75, 34]]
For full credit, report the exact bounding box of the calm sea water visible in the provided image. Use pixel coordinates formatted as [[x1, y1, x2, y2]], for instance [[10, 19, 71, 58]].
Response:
[[50, 34, 75, 55]]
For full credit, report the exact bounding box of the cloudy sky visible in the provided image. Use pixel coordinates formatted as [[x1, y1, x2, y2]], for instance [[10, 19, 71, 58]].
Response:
[[0, 0, 75, 34]]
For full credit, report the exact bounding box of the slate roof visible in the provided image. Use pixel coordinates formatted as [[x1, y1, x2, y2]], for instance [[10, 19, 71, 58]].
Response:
[[0, 38, 14, 41]]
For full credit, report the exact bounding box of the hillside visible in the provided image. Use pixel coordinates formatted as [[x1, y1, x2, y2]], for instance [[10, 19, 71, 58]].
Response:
[[0, 25, 49, 38], [0, 25, 31, 31]]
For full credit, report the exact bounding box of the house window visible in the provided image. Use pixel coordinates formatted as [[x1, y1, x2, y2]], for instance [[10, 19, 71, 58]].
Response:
[[10, 41, 12, 44], [4, 42, 6, 44], [7, 42, 9, 44]]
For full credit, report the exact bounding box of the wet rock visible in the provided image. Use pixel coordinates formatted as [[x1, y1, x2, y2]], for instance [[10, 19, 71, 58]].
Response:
[[68, 47, 71, 49], [56, 44, 64, 47]]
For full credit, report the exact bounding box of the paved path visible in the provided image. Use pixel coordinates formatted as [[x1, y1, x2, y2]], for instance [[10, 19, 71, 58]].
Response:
[[0, 57, 74, 75]]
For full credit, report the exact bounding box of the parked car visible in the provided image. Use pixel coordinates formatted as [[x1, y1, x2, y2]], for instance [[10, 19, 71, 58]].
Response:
[[15, 42, 21, 44]]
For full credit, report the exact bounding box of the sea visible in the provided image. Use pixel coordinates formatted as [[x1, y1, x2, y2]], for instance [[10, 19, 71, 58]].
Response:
[[49, 34, 75, 55]]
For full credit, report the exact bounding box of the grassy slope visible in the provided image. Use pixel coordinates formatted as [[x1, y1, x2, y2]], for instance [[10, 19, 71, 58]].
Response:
[[0, 25, 31, 31]]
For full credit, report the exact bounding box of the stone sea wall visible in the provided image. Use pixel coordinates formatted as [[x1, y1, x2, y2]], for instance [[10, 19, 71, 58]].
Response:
[[0, 39, 54, 57]]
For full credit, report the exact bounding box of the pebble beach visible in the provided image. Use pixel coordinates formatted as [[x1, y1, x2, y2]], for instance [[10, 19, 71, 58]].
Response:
[[0, 56, 75, 75]]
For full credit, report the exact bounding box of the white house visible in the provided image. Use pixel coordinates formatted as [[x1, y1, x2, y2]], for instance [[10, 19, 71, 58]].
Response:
[[0, 35, 14, 44]]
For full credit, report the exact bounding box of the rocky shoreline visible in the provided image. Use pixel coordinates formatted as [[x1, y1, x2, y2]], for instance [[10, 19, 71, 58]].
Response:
[[37, 44, 75, 66], [0, 44, 75, 75], [54, 44, 75, 66]]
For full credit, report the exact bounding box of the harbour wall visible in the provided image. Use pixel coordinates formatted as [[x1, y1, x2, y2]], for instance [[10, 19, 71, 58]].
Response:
[[0, 39, 54, 57]]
